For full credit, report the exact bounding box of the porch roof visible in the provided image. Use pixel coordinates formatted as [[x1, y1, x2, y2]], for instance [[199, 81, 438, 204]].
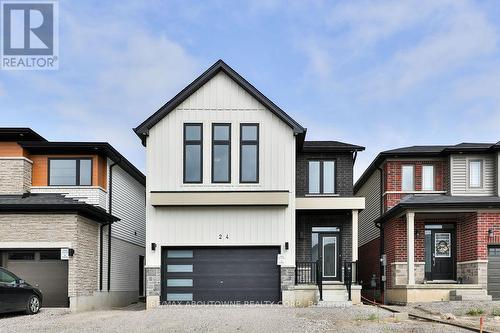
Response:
[[374, 195, 500, 226]]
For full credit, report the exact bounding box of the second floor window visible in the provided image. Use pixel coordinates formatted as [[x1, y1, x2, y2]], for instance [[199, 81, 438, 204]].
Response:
[[212, 124, 231, 183], [422, 165, 434, 191], [308, 160, 335, 194], [469, 160, 482, 188], [402, 165, 414, 191], [240, 124, 259, 183], [184, 124, 203, 183], [49, 158, 92, 186]]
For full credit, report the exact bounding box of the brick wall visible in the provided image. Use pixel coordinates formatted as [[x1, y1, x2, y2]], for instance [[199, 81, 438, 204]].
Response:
[[458, 212, 500, 261], [296, 152, 354, 197], [358, 237, 380, 287], [0, 158, 32, 194], [383, 159, 448, 210]]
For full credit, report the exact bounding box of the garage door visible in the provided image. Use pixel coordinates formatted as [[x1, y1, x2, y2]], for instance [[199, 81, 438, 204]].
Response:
[[161, 247, 280, 303], [488, 246, 500, 300], [2, 250, 69, 307]]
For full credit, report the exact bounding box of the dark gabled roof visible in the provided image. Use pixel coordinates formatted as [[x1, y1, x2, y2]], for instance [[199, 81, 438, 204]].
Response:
[[0, 193, 119, 223], [354, 142, 498, 193], [18, 141, 145, 186], [374, 195, 500, 226], [134, 60, 305, 145], [0, 128, 47, 142], [301, 141, 365, 153]]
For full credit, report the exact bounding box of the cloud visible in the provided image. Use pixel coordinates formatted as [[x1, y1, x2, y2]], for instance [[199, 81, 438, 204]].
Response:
[[4, 2, 201, 171]]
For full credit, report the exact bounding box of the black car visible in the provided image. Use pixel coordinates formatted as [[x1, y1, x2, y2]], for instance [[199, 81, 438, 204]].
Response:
[[0, 267, 43, 314]]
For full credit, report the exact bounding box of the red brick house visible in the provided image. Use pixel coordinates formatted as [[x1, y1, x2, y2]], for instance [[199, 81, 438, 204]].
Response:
[[354, 143, 500, 304]]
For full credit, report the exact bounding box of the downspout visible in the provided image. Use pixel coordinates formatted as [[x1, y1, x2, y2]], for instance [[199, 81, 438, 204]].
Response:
[[108, 159, 120, 291], [99, 223, 107, 290], [377, 165, 385, 303]]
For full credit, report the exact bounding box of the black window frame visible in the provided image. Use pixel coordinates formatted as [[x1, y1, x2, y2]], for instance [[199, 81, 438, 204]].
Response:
[[239, 123, 259, 183], [211, 123, 231, 183], [307, 159, 336, 195], [183, 123, 203, 184], [48, 157, 93, 186]]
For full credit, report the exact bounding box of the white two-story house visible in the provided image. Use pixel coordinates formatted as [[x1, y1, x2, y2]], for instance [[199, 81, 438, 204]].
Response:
[[135, 60, 365, 307]]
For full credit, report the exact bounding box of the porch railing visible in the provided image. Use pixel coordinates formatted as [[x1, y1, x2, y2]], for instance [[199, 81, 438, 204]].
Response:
[[343, 261, 358, 301], [295, 260, 323, 300]]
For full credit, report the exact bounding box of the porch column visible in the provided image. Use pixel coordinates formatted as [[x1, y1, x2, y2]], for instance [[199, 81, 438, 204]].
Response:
[[406, 211, 415, 285], [352, 210, 358, 262]]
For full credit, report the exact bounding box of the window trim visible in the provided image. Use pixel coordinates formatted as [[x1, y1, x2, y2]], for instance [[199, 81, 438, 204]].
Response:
[[422, 165, 435, 191], [307, 159, 337, 195], [48, 157, 93, 186], [401, 164, 415, 191], [183, 123, 203, 184], [468, 159, 483, 189], [211, 123, 231, 183], [239, 123, 259, 183]]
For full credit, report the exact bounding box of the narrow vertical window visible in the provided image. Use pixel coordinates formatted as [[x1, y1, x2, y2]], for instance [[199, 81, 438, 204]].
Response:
[[240, 124, 259, 183], [402, 165, 414, 191], [212, 124, 231, 183], [422, 165, 434, 191], [469, 160, 482, 188], [308, 161, 320, 194], [184, 124, 202, 183]]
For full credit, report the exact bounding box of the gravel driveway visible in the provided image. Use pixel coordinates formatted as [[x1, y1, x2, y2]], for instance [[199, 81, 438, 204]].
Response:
[[0, 303, 473, 333]]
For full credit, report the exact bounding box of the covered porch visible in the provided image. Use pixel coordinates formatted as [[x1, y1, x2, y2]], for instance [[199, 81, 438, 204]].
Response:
[[286, 197, 364, 306], [380, 196, 500, 304]]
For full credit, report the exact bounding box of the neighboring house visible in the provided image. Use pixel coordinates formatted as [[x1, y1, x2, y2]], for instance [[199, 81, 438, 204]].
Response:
[[355, 143, 500, 304], [0, 128, 146, 311], [134, 60, 365, 308]]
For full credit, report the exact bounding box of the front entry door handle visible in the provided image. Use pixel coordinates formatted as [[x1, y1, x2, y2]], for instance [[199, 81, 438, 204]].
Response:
[[432, 255, 436, 267]]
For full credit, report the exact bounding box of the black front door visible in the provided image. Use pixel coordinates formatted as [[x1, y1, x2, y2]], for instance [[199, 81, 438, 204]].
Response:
[[319, 233, 341, 281], [425, 227, 455, 281]]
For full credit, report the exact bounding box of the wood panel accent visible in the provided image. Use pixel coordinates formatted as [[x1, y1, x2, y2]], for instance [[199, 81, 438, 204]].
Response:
[[31, 154, 107, 187], [0, 142, 26, 157]]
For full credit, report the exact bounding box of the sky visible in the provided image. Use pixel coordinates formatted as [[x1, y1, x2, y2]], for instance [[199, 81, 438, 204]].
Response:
[[1, 0, 500, 181]]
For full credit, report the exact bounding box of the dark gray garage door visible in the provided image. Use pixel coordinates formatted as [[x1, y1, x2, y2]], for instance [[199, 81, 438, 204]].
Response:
[[162, 247, 280, 303], [488, 246, 500, 300], [2, 250, 69, 307]]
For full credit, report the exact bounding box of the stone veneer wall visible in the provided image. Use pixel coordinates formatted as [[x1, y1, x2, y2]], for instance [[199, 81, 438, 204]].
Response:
[[390, 262, 425, 286], [0, 213, 99, 298], [0, 158, 32, 194], [457, 261, 488, 286], [281, 267, 295, 291], [146, 267, 161, 297]]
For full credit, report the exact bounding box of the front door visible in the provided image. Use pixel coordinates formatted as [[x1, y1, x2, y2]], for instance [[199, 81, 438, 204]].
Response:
[[425, 226, 455, 281], [319, 233, 340, 281]]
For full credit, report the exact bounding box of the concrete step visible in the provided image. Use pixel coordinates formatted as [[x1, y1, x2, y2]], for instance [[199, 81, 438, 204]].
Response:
[[449, 289, 492, 301]]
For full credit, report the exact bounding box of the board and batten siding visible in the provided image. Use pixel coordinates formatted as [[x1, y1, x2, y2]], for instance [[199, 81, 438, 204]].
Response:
[[450, 154, 497, 196], [145, 71, 296, 267], [356, 169, 381, 246]]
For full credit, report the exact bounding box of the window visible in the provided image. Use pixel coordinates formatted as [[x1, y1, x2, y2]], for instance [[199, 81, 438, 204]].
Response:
[[49, 158, 92, 186], [0, 269, 17, 285], [240, 124, 259, 183], [422, 165, 434, 191], [183, 124, 203, 183], [308, 160, 335, 194], [402, 165, 414, 191], [8, 251, 35, 260], [167, 250, 193, 258], [212, 124, 231, 183], [469, 160, 482, 188], [40, 250, 60, 260]]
